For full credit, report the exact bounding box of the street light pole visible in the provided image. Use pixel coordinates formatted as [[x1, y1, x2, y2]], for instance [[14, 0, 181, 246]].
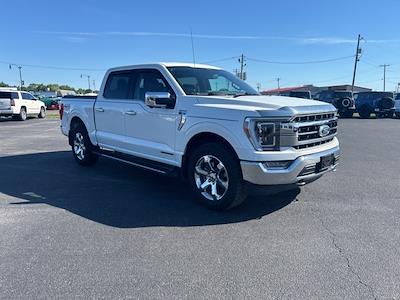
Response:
[[9, 64, 24, 90], [80, 74, 91, 90]]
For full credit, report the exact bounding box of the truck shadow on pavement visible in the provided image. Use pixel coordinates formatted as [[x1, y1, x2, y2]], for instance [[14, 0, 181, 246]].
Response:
[[0, 151, 299, 228]]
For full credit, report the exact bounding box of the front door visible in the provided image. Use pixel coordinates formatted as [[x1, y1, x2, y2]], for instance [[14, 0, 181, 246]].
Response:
[[124, 69, 178, 166]]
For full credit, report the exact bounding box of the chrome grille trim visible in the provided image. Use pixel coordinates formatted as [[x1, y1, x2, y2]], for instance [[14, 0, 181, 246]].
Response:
[[280, 111, 338, 149]]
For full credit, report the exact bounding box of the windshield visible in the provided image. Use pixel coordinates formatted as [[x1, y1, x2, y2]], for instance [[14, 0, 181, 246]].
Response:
[[167, 67, 258, 96], [333, 92, 352, 98]]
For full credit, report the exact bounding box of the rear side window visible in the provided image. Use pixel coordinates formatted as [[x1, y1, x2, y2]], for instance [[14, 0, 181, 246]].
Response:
[[103, 71, 132, 99], [11, 92, 19, 99], [0, 92, 11, 99]]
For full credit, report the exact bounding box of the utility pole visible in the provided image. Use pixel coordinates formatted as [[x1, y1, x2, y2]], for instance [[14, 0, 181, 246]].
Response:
[[397, 82, 400, 93], [351, 34, 363, 93], [276, 78, 281, 95], [379, 64, 390, 91], [238, 54, 246, 80], [256, 83, 261, 93], [92, 79, 96, 91], [80, 74, 91, 90], [9, 64, 24, 90]]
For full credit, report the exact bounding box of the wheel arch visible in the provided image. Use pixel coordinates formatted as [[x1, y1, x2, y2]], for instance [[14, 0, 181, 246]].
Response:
[[181, 131, 240, 179]]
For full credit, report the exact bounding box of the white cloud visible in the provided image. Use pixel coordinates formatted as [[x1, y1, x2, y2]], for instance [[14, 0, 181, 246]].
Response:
[[36, 31, 400, 45]]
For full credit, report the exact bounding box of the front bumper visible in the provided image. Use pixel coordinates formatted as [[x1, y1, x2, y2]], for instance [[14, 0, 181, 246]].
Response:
[[241, 145, 340, 186]]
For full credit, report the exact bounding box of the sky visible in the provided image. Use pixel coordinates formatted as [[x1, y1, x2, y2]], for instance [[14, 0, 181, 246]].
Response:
[[0, 0, 399, 91]]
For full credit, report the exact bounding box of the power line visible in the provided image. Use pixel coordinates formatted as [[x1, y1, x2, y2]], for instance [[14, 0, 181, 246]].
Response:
[[0, 60, 105, 71], [247, 55, 355, 65]]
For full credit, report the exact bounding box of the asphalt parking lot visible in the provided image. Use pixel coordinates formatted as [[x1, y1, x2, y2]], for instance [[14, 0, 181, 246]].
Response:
[[0, 117, 399, 299]]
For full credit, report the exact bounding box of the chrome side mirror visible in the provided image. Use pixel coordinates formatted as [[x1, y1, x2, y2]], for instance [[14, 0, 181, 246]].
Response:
[[145, 92, 171, 108]]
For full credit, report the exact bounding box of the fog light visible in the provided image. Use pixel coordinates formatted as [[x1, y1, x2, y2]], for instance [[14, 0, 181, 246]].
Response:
[[264, 160, 292, 169]]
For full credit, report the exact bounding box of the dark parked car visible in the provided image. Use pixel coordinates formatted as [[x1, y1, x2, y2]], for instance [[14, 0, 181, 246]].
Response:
[[355, 92, 395, 118], [315, 90, 355, 118]]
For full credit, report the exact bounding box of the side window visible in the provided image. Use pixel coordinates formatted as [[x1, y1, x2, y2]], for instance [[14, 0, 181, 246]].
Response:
[[103, 71, 132, 99], [11, 92, 19, 99], [133, 70, 173, 101], [21, 93, 33, 100]]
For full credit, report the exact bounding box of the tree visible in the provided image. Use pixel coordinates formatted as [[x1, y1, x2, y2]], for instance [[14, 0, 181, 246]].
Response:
[[0, 81, 10, 87]]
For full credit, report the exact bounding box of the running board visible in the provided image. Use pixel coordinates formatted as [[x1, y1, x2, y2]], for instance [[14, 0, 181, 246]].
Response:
[[93, 149, 179, 176]]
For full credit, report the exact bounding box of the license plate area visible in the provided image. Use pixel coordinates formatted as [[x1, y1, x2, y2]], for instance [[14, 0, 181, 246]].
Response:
[[316, 154, 335, 172]]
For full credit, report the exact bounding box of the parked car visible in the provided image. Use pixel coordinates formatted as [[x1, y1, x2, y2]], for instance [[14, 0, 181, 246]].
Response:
[[60, 63, 340, 210], [281, 91, 312, 99], [395, 94, 400, 118], [0, 90, 46, 121], [41, 96, 61, 110], [314, 90, 355, 118], [355, 92, 395, 118]]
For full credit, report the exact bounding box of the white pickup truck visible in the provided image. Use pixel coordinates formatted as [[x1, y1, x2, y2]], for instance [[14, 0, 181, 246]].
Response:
[[0, 90, 46, 121], [60, 63, 340, 210]]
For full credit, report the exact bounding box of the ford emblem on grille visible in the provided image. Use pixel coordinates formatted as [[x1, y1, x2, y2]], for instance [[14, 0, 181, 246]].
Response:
[[319, 125, 331, 137]]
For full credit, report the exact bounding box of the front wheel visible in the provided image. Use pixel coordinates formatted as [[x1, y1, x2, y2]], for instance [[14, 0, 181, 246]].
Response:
[[70, 124, 98, 166], [187, 143, 247, 210]]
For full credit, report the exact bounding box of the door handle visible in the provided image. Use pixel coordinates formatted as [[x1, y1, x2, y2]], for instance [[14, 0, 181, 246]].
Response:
[[95, 107, 104, 112], [125, 110, 137, 115]]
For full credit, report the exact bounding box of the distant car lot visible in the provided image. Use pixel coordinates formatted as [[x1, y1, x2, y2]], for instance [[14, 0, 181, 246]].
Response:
[[0, 118, 399, 299]]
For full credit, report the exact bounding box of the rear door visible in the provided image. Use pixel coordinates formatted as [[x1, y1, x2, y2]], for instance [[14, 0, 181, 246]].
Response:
[[94, 70, 134, 150], [21, 92, 40, 114]]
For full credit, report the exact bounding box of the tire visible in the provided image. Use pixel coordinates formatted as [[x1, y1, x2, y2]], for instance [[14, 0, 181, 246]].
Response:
[[339, 110, 353, 118], [358, 106, 371, 119], [187, 142, 247, 210], [18, 107, 27, 121], [375, 112, 383, 118], [385, 111, 394, 118], [70, 124, 98, 166], [38, 107, 46, 118], [395, 112, 400, 118]]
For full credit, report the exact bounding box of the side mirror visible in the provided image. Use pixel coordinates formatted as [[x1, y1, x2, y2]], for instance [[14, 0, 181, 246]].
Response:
[[145, 92, 173, 108]]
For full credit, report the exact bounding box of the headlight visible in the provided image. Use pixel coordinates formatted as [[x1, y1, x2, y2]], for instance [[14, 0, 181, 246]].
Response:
[[243, 118, 280, 151]]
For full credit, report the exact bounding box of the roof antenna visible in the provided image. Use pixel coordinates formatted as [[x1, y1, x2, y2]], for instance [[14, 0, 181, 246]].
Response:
[[190, 27, 196, 68]]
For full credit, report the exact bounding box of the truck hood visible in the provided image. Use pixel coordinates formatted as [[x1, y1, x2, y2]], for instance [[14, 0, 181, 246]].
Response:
[[194, 95, 336, 118]]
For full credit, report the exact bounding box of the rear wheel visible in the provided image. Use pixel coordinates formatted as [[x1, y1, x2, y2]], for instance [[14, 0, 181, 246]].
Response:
[[17, 107, 27, 121], [385, 111, 394, 118], [38, 107, 46, 118], [187, 143, 247, 210], [70, 124, 98, 166]]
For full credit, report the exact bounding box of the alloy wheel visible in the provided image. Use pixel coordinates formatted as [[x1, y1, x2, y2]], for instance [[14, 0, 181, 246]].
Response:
[[194, 155, 229, 201], [73, 132, 86, 160]]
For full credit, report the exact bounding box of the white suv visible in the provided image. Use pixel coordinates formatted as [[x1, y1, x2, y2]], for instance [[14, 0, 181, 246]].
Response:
[[0, 90, 46, 121]]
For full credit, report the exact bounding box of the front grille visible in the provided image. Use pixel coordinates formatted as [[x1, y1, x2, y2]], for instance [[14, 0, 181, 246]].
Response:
[[290, 112, 338, 149], [292, 113, 335, 123], [294, 138, 334, 149]]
